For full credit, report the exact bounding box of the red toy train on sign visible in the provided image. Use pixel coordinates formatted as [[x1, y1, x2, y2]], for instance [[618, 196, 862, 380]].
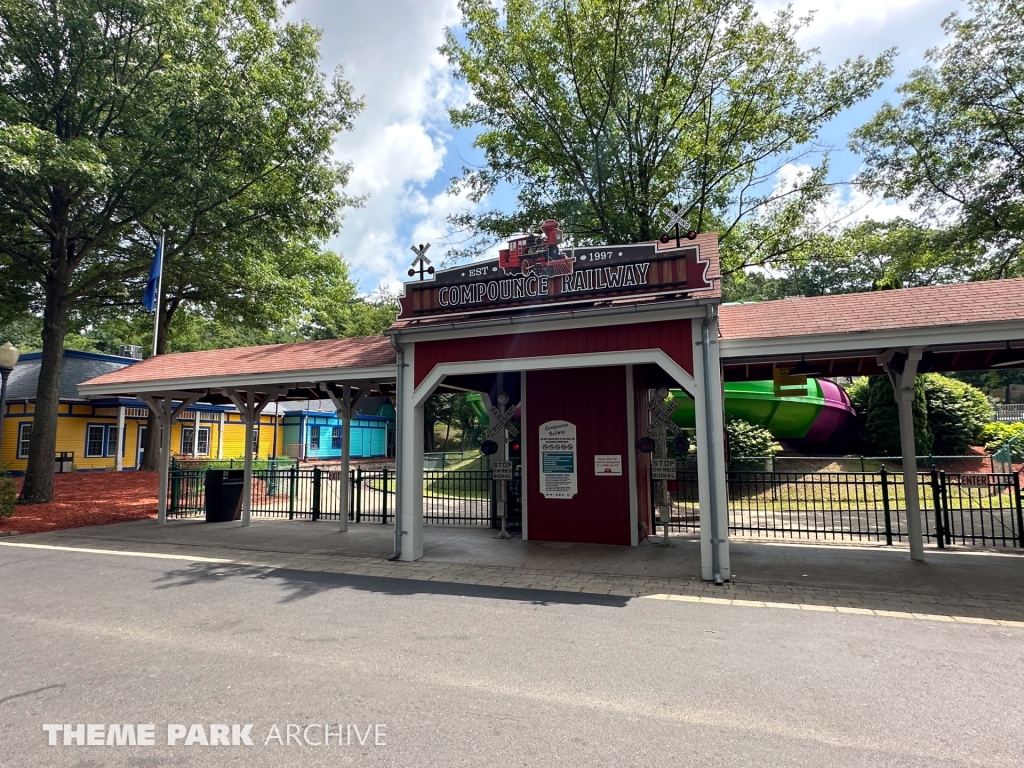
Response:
[[499, 220, 574, 277]]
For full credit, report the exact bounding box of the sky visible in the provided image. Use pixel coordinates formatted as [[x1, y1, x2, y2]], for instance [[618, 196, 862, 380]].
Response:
[[285, 0, 967, 294]]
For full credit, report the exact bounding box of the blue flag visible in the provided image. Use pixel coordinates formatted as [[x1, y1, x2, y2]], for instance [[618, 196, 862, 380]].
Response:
[[142, 238, 163, 312]]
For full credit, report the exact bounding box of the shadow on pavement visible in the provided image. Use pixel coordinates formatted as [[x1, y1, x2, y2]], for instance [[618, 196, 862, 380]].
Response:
[[150, 562, 632, 608]]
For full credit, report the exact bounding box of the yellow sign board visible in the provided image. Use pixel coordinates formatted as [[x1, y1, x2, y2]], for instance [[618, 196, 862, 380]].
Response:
[[773, 367, 808, 398]]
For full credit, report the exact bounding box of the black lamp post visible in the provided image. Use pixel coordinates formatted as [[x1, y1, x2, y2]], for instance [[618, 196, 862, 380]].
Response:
[[0, 341, 19, 459]]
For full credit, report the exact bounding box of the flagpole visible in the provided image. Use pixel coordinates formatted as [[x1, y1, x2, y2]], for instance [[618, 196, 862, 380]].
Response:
[[151, 230, 165, 358]]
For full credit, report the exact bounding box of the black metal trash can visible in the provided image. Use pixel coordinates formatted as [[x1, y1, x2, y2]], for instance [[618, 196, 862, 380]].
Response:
[[205, 469, 244, 523]]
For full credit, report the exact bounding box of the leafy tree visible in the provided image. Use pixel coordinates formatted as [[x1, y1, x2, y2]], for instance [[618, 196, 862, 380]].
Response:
[[850, 0, 1024, 279], [950, 369, 1024, 404], [721, 218, 976, 301], [441, 0, 893, 274], [0, 0, 361, 500], [303, 284, 400, 340]]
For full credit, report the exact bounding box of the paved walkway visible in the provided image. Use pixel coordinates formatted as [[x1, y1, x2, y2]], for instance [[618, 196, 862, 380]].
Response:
[[3, 520, 1023, 625]]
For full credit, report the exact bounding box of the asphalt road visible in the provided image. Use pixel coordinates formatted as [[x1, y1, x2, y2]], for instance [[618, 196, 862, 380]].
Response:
[[1, 544, 1022, 767]]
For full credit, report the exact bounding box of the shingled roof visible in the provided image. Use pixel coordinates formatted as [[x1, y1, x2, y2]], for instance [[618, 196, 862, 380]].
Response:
[[82, 335, 396, 389], [6, 350, 138, 402], [718, 278, 1024, 341]]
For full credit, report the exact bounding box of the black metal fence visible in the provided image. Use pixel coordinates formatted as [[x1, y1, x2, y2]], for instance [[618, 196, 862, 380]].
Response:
[[168, 465, 495, 526], [170, 462, 1024, 549], [661, 469, 1024, 548]]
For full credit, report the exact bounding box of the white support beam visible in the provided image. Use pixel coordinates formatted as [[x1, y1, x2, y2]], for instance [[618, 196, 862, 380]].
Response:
[[217, 411, 225, 459], [141, 392, 199, 524], [412, 349, 698, 408], [324, 383, 367, 532], [692, 315, 730, 582], [223, 387, 283, 526], [115, 405, 125, 472], [880, 348, 926, 561], [396, 344, 423, 561]]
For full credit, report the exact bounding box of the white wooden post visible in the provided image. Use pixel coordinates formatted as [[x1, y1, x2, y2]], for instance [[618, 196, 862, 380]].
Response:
[[223, 388, 279, 527], [692, 314, 730, 582], [142, 393, 199, 524], [192, 409, 200, 458], [402, 345, 424, 561], [883, 348, 926, 561], [242, 391, 254, 525], [115, 405, 125, 471], [325, 383, 366, 533], [339, 387, 352, 532], [217, 411, 225, 459]]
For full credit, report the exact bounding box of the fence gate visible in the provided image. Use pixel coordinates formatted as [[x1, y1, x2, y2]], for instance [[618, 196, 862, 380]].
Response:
[[931, 471, 1024, 548]]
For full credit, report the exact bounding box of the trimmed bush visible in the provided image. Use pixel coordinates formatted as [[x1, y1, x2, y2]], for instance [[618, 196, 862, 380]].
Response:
[[981, 421, 1024, 457], [846, 374, 992, 456], [920, 373, 994, 454], [0, 465, 14, 519], [726, 417, 780, 470], [860, 375, 933, 456]]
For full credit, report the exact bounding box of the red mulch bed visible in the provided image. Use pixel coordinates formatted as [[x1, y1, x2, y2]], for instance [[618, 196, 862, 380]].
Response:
[[2, 472, 159, 535]]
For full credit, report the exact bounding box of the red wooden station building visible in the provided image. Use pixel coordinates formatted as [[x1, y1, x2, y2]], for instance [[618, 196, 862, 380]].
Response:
[[79, 226, 1024, 583]]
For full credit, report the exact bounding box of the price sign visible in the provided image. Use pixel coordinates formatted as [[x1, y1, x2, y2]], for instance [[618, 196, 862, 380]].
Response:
[[491, 460, 514, 480], [652, 458, 677, 481]]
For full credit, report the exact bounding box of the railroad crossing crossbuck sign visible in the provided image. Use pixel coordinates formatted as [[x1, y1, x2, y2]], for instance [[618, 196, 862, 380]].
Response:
[[646, 396, 680, 438], [487, 403, 520, 440], [661, 204, 698, 248], [408, 243, 434, 281]]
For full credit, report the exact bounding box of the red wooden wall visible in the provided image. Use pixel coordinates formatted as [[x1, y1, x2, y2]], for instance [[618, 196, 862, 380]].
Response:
[[414, 319, 694, 387], [526, 366, 632, 546]]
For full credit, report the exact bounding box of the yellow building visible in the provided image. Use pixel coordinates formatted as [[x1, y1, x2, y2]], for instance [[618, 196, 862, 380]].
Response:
[[0, 350, 282, 474]]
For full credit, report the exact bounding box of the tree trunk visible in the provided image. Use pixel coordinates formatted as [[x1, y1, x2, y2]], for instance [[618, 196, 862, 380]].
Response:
[[443, 399, 454, 452], [19, 264, 71, 503], [140, 302, 173, 471], [423, 408, 434, 454]]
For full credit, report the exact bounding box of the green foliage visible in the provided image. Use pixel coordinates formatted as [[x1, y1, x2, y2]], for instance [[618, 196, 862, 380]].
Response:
[[304, 285, 400, 341], [722, 219, 973, 301], [846, 377, 870, 418], [981, 422, 1024, 455], [919, 374, 994, 453], [848, 374, 992, 455], [949, 369, 1024, 404], [859, 375, 933, 456], [424, 392, 482, 453], [850, 0, 1024, 279], [0, 464, 15, 518], [726, 417, 779, 469], [0, 0, 363, 497], [441, 0, 892, 275]]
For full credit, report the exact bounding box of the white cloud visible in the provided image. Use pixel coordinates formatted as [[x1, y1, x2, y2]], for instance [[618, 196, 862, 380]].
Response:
[[773, 161, 915, 229], [285, 0, 475, 293], [284, 0, 965, 294], [755, 0, 962, 64]]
